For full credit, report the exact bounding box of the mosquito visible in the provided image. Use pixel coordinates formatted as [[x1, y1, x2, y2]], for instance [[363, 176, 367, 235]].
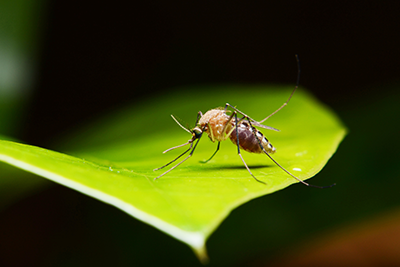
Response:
[[154, 55, 334, 188]]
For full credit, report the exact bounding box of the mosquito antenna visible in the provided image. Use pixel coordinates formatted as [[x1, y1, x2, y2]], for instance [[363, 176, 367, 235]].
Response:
[[259, 54, 300, 123], [154, 137, 202, 180], [171, 115, 192, 134]]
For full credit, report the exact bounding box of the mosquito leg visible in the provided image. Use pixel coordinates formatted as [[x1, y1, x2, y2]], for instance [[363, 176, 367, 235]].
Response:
[[162, 141, 191, 154], [170, 115, 191, 134], [200, 111, 243, 163], [222, 109, 245, 138], [207, 122, 215, 142], [201, 111, 237, 163], [244, 117, 334, 188], [155, 110, 203, 171], [244, 116, 310, 185], [259, 54, 300, 123], [201, 142, 220, 163], [225, 55, 301, 126], [222, 109, 235, 133], [154, 136, 202, 180], [233, 112, 266, 185], [225, 103, 279, 131], [154, 141, 193, 171], [196, 111, 203, 124], [201, 110, 243, 163], [225, 103, 257, 122]]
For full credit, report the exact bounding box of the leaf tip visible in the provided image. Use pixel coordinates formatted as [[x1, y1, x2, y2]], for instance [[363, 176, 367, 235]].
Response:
[[192, 245, 209, 265]]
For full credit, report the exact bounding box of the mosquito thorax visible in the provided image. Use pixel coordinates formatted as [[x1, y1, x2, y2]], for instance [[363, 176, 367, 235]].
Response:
[[198, 108, 233, 142]]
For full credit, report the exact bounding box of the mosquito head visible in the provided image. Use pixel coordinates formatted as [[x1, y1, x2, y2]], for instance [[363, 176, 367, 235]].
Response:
[[191, 126, 203, 139]]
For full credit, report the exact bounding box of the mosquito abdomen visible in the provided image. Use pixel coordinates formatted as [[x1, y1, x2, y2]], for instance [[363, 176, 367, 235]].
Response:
[[230, 122, 276, 154]]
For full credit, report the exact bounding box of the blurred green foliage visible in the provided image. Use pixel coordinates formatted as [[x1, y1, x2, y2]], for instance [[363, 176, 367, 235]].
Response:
[[0, 0, 46, 135]]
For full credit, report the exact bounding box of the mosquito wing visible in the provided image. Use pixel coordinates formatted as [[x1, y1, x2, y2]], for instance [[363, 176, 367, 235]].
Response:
[[251, 121, 280, 132]]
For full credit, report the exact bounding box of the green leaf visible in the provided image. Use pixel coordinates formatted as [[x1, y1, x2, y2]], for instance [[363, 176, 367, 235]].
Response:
[[0, 85, 346, 262]]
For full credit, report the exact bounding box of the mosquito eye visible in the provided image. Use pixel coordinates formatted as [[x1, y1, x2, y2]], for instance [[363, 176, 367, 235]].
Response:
[[193, 129, 202, 138]]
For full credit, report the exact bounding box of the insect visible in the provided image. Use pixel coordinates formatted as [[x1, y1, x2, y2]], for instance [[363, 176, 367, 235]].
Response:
[[154, 55, 333, 188]]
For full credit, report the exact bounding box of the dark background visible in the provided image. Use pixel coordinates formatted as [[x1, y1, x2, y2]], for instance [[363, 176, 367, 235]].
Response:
[[1, 1, 400, 267], [24, 1, 399, 145]]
